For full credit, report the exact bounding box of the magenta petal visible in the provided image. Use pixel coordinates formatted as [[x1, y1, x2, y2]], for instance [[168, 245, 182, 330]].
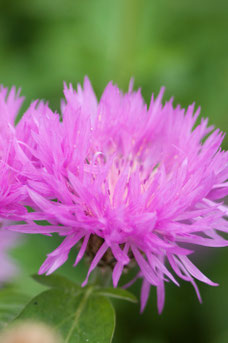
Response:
[[74, 234, 90, 266], [8, 224, 71, 234], [48, 232, 84, 257], [112, 262, 124, 288], [111, 243, 130, 264], [179, 255, 218, 286], [157, 280, 165, 314], [140, 279, 151, 313], [132, 247, 158, 286], [82, 242, 108, 287], [39, 254, 69, 275]]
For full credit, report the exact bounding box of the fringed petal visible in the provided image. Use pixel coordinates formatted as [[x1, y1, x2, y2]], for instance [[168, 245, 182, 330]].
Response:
[[82, 242, 108, 287]]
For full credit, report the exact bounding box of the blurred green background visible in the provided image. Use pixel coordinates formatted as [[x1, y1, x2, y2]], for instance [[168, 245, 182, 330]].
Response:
[[1, 0, 228, 342]]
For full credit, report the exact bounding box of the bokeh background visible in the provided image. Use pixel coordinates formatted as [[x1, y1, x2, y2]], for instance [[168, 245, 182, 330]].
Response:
[[0, 1, 228, 342]]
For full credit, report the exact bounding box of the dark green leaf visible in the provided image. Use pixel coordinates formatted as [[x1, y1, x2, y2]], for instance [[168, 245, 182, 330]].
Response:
[[95, 287, 138, 303], [17, 287, 115, 343], [0, 289, 29, 329], [32, 274, 81, 292]]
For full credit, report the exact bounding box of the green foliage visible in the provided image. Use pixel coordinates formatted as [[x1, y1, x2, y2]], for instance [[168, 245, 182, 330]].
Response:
[[13, 274, 137, 342], [17, 288, 115, 343], [95, 287, 137, 303], [0, 289, 29, 329], [32, 273, 81, 291]]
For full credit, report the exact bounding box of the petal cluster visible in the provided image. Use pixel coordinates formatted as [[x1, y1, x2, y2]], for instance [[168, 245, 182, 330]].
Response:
[[4, 78, 228, 312], [0, 86, 26, 282], [0, 86, 27, 219]]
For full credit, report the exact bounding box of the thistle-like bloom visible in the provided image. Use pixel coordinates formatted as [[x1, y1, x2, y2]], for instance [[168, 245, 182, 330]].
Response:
[[12, 78, 228, 312], [0, 85, 26, 219], [0, 86, 25, 282]]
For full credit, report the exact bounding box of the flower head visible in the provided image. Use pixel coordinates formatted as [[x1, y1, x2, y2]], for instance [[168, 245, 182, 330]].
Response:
[[12, 78, 228, 312], [0, 85, 27, 220], [0, 86, 25, 282]]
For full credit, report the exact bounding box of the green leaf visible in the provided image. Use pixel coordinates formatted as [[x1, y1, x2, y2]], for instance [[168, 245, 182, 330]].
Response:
[[32, 274, 81, 292], [0, 289, 29, 329], [95, 287, 138, 303], [17, 287, 115, 343]]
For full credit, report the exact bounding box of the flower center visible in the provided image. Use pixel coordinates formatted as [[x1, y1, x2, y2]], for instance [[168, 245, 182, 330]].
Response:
[[85, 234, 135, 270], [85, 234, 116, 268]]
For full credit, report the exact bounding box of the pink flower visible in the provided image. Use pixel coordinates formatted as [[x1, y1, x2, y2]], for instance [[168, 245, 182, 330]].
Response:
[[0, 86, 25, 282], [12, 78, 228, 312], [0, 85, 27, 219]]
